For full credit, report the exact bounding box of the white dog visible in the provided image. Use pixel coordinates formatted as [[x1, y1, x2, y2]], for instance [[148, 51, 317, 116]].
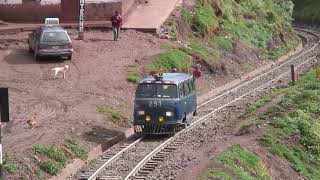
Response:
[[51, 65, 69, 79]]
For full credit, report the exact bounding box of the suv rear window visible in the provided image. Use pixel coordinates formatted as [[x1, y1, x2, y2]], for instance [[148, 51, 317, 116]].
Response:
[[42, 32, 69, 42]]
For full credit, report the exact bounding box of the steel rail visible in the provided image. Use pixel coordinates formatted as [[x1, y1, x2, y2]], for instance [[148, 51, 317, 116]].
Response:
[[87, 137, 142, 180], [87, 26, 319, 180], [124, 27, 320, 180], [197, 26, 319, 109]]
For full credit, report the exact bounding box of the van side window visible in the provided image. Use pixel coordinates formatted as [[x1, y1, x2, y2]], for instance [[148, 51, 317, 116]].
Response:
[[188, 80, 194, 92], [179, 84, 184, 98], [191, 78, 195, 91], [183, 81, 190, 96]]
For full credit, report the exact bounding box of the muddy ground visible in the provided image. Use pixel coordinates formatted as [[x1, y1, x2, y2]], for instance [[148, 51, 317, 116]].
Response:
[[0, 26, 302, 178], [0, 29, 173, 155]]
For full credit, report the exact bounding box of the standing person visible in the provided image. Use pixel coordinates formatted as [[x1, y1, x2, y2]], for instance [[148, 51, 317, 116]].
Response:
[[192, 64, 202, 79], [110, 10, 123, 41]]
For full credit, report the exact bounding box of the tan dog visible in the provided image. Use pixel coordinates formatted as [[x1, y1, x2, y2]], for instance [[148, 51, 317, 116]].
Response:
[[27, 116, 37, 128]]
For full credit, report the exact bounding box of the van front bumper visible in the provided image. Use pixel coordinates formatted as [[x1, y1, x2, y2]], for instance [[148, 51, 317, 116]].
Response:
[[134, 122, 183, 135]]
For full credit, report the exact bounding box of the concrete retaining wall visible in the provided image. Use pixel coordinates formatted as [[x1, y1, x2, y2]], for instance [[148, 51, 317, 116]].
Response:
[[0, 0, 135, 23], [0, 3, 61, 22]]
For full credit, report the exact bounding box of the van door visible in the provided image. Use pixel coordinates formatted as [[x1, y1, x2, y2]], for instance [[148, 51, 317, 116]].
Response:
[[189, 78, 197, 113], [178, 83, 186, 122], [183, 81, 192, 114]]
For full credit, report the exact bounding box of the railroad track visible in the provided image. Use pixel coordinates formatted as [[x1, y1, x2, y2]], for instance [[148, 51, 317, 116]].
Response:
[[71, 26, 320, 180]]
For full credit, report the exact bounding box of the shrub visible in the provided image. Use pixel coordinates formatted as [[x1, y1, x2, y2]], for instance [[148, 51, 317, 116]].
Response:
[[39, 160, 62, 175], [149, 49, 191, 72], [97, 105, 122, 120], [127, 71, 140, 83]]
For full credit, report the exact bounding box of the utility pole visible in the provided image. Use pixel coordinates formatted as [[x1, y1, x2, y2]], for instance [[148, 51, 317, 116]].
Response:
[[78, 0, 85, 40]]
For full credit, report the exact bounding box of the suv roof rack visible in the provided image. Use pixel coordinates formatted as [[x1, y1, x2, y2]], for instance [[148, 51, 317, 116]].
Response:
[[44, 18, 59, 26]]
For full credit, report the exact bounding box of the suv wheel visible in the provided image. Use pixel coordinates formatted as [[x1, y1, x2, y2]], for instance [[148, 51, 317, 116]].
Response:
[[67, 55, 72, 60], [28, 46, 33, 53]]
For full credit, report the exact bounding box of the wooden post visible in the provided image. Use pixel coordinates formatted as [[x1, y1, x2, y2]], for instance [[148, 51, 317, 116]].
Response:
[[316, 64, 320, 79], [291, 65, 295, 85], [317, 54, 320, 79]]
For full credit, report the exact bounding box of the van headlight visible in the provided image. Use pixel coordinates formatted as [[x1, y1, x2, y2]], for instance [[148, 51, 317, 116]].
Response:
[[137, 110, 145, 116], [165, 111, 173, 117]]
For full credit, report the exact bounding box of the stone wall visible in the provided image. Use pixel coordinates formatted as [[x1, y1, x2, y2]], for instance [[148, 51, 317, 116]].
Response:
[[85, 1, 122, 21]]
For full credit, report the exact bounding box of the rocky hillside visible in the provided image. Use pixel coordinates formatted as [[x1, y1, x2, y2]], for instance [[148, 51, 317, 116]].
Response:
[[152, 0, 299, 93]]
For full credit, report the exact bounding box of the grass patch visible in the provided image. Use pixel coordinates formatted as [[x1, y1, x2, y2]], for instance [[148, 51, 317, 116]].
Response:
[[35, 170, 47, 180], [127, 70, 140, 84], [31, 138, 88, 176], [97, 105, 122, 120], [168, 18, 178, 41], [32, 145, 66, 166], [3, 155, 21, 174], [199, 145, 271, 180], [38, 160, 62, 175], [254, 69, 320, 179], [212, 36, 234, 52], [149, 48, 191, 72], [188, 43, 220, 62], [178, 0, 299, 61], [65, 138, 88, 160], [242, 63, 252, 72], [198, 170, 232, 180], [245, 95, 273, 116], [218, 145, 271, 180], [160, 44, 173, 50], [32, 145, 66, 175]]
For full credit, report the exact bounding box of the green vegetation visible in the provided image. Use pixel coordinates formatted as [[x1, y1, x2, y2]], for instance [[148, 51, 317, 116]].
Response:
[[127, 70, 140, 83], [3, 155, 21, 174], [293, 0, 320, 22], [188, 43, 220, 62], [31, 138, 87, 176], [183, 0, 298, 58], [252, 69, 320, 179], [242, 63, 253, 72], [160, 44, 173, 50], [149, 48, 191, 72], [212, 36, 234, 52], [168, 18, 178, 41], [97, 105, 122, 120], [65, 138, 88, 160], [199, 145, 271, 180], [153, 0, 300, 74], [193, 0, 220, 38], [38, 160, 62, 175], [32, 145, 66, 175], [35, 170, 47, 180], [199, 170, 232, 180]]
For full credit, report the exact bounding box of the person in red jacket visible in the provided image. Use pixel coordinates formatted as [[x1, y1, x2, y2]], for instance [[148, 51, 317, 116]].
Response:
[[110, 10, 123, 41], [193, 64, 202, 78]]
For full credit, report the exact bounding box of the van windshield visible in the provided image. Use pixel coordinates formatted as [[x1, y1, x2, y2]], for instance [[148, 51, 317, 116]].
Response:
[[136, 84, 178, 98], [42, 32, 69, 42]]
